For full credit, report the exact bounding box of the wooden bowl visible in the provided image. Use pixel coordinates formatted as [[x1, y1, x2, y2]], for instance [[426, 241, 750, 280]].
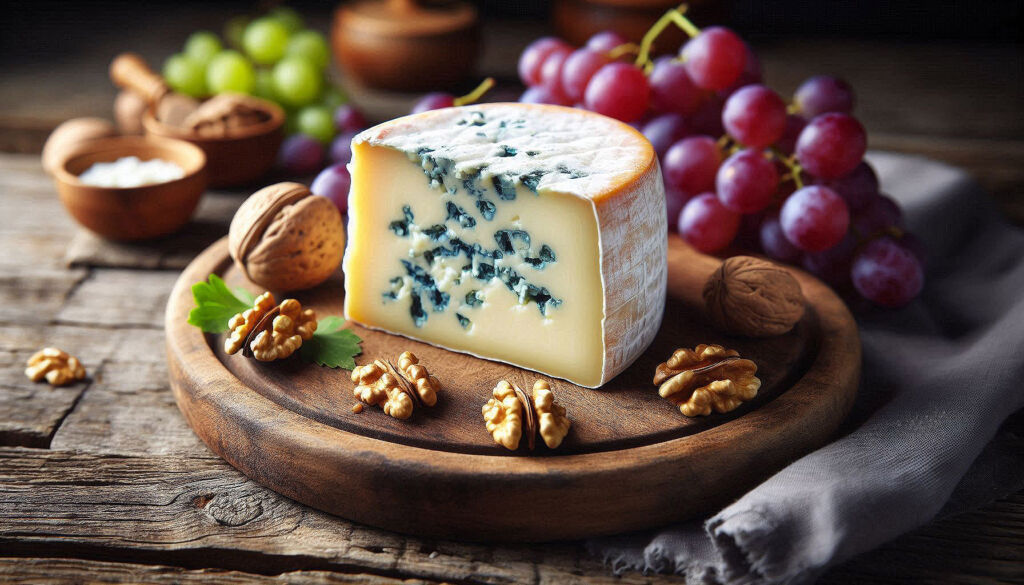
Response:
[[53, 135, 207, 241], [141, 101, 284, 188], [332, 0, 480, 92]]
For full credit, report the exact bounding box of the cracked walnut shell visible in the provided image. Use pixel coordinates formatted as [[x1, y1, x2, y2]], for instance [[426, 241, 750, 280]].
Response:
[[654, 344, 761, 417], [703, 256, 805, 337], [229, 182, 345, 293], [25, 347, 86, 386], [224, 293, 317, 361]]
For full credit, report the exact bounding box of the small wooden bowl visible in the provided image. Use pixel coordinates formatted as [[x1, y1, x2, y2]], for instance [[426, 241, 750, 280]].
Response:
[[53, 135, 207, 241], [141, 101, 284, 188], [332, 0, 479, 92]]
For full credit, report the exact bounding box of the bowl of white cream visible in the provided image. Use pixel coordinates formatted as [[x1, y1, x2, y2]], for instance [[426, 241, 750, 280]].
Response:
[[52, 135, 207, 241]]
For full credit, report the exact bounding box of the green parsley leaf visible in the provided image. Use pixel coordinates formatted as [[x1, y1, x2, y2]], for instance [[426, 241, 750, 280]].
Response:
[[299, 316, 363, 369], [187, 274, 253, 333]]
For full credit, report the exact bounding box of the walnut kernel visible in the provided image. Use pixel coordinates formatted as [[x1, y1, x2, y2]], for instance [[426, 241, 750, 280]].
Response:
[[654, 344, 761, 417], [703, 256, 805, 337], [351, 352, 440, 420], [224, 293, 316, 361], [483, 379, 571, 451], [250, 299, 317, 361], [532, 380, 571, 449], [25, 348, 86, 386], [483, 381, 523, 450]]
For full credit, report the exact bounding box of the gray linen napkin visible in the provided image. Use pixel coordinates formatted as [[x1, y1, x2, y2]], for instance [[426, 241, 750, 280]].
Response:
[[592, 152, 1024, 584]]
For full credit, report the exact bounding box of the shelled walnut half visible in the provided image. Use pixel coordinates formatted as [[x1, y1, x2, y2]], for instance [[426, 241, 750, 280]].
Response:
[[483, 380, 570, 451], [25, 347, 86, 387], [224, 292, 317, 362], [653, 344, 761, 417], [351, 352, 441, 420]]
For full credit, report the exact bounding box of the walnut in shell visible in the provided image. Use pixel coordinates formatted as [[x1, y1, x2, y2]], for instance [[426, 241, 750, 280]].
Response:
[[229, 182, 345, 292], [702, 256, 805, 337]]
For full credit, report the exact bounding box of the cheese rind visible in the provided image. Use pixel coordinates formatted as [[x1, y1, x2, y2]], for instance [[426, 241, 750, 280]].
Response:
[[344, 103, 666, 387]]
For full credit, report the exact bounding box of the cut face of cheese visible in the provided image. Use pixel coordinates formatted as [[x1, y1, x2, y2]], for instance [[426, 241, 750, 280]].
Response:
[[344, 103, 666, 387]]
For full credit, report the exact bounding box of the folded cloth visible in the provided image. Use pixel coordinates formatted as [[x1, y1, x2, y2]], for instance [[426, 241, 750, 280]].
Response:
[[592, 152, 1024, 584]]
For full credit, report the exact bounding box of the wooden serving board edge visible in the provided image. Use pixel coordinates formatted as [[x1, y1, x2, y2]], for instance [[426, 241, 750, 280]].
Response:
[[166, 237, 860, 542]]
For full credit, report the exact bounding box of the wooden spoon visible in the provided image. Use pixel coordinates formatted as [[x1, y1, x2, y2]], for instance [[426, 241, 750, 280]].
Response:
[[110, 53, 199, 128]]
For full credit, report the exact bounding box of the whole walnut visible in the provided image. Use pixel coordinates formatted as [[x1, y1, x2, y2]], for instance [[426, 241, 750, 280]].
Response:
[[703, 256, 805, 337], [229, 182, 345, 292]]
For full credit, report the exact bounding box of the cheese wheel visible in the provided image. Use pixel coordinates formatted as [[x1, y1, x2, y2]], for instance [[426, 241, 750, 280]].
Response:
[[344, 103, 666, 387]]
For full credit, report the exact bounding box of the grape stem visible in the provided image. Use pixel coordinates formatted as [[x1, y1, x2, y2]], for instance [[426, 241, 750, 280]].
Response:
[[770, 147, 805, 189], [608, 43, 641, 60], [453, 77, 495, 107], [634, 4, 701, 71]]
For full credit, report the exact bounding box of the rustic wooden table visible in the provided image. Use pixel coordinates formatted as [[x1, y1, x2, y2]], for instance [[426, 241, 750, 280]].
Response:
[[1, 11, 1022, 583]]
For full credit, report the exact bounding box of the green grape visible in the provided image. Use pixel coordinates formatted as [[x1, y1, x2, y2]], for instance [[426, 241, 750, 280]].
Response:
[[285, 30, 330, 70], [253, 68, 277, 102], [163, 53, 207, 98], [320, 86, 348, 110], [207, 50, 256, 94], [243, 18, 290, 65], [224, 16, 250, 50], [272, 57, 322, 106], [268, 6, 304, 33], [184, 31, 222, 66], [296, 105, 336, 143]]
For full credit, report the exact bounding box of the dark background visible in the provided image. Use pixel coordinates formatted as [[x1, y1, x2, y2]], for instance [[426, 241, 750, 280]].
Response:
[[4, 0, 1022, 61]]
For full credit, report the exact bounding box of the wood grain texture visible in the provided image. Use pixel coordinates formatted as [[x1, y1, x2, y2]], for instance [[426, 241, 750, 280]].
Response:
[[0, 558, 440, 585], [165, 234, 860, 541]]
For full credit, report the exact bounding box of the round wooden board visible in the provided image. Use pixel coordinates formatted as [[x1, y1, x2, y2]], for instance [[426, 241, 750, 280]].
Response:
[[166, 235, 860, 542]]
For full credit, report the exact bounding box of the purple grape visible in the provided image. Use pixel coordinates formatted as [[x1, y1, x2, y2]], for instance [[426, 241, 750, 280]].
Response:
[[519, 85, 570, 106], [680, 26, 746, 91], [411, 92, 455, 114], [899, 232, 928, 268], [519, 37, 571, 87], [583, 62, 650, 122], [794, 75, 855, 119], [662, 136, 721, 195], [278, 133, 324, 176], [587, 30, 629, 54], [795, 113, 867, 179], [722, 85, 787, 148], [561, 48, 612, 103], [780, 185, 850, 251], [822, 161, 879, 212], [759, 213, 802, 263], [851, 237, 924, 307], [678, 192, 740, 253], [648, 56, 702, 116], [802, 233, 857, 287], [310, 163, 352, 214], [688, 96, 725, 137], [716, 148, 779, 213], [328, 130, 358, 165], [334, 105, 367, 133], [852, 193, 903, 238], [642, 113, 689, 158], [717, 43, 763, 98]]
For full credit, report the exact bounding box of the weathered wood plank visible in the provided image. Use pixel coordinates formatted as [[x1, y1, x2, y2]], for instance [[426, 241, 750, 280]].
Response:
[[0, 322, 164, 448], [56, 269, 177, 329], [49, 359, 215, 458], [0, 558, 440, 584], [0, 448, 682, 584], [0, 267, 87, 325]]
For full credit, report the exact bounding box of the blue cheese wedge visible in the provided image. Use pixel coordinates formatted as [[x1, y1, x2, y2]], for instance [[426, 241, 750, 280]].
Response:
[[344, 103, 666, 387]]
